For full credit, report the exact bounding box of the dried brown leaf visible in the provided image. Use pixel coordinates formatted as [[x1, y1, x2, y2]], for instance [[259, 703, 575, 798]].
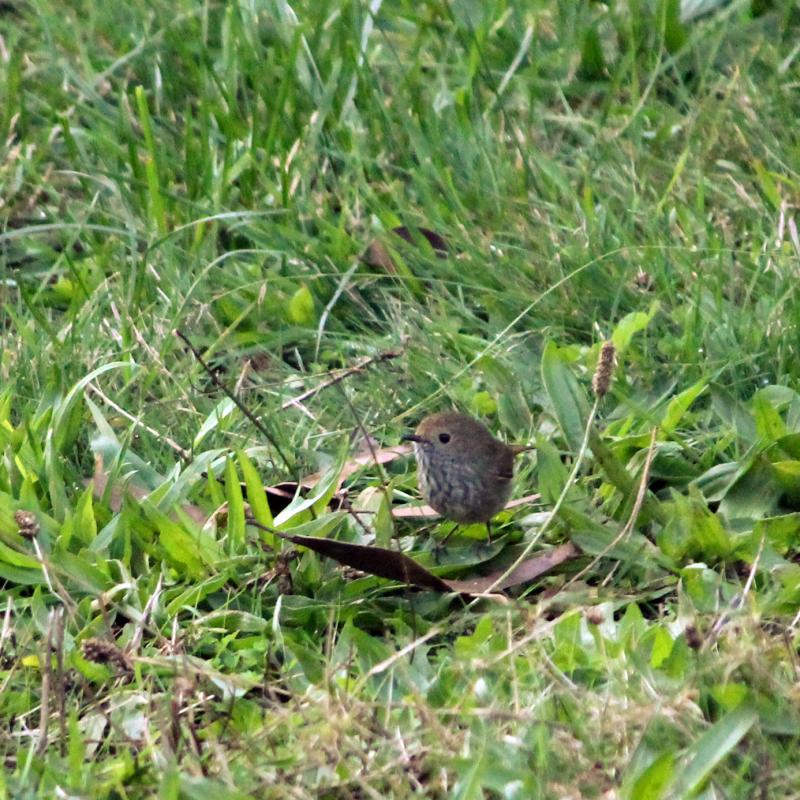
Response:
[[392, 492, 541, 519], [299, 443, 413, 489], [391, 226, 448, 256], [363, 225, 449, 274], [274, 531, 579, 596], [363, 240, 397, 273], [445, 543, 580, 594], [278, 533, 452, 592]]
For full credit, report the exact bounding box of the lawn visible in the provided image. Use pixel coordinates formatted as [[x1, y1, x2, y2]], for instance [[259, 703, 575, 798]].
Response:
[[2, 0, 800, 797]]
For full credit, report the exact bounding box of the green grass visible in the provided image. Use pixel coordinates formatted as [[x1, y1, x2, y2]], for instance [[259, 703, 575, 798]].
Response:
[[2, 0, 800, 796]]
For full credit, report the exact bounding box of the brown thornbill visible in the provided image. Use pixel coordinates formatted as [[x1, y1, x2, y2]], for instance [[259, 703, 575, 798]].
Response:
[[403, 411, 532, 543]]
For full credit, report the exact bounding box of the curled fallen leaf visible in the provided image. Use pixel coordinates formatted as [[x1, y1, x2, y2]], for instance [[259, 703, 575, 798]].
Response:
[[270, 526, 580, 597], [391, 226, 448, 256]]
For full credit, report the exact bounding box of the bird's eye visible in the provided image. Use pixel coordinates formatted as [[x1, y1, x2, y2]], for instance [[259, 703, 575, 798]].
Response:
[[438, 432, 451, 444]]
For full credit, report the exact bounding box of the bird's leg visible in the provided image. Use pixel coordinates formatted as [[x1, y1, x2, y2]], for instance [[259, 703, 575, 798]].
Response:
[[432, 523, 460, 562], [438, 523, 460, 547]]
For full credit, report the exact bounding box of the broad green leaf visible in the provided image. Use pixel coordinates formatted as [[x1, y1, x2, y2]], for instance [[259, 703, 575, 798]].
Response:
[[753, 513, 800, 555], [776, 433, 800, 460], [772, 461, 800, 494], [628, 750, 676, 800], [536, 436, 569, 506], [0, 389, 11, 424], [757, 385, 800, 408], [579, 25, 605, 80], [74, 483, 97, 544], [196, 609, 268, 633], [224, 456, 245, 553], [712, 387, 756, 445], [165, 574, 231, 615], [0, 561, 44, 585], [206, 468, 225, 508], [661, 379, 706, 434], [541, 340, 590, 453], [239, 450, 273, 530], [650, 626, 674, 668], [718, 457, 781, 525], [287, 284, 315, 325], [675, 705, 758, 796], [274, 449, 347, 527], [469, 390, 497, 417], [140, 502, 218, 577], [87, 397, 163, 489], [158, 448, 225, 512], [659, 488, 732, 560], [52, 551, 111, 594], [278, 511, 344, 540], [0, 539, 41, 570], [662, 0, 687, 52], [752, 391, 787, 443], [611, 301, 660, 353], [497, 383, 533, 433], [752, 159, 781, 210], [692, 461, 740, 502], [710, 683, 749, 711], [352, 486, 393, 547]]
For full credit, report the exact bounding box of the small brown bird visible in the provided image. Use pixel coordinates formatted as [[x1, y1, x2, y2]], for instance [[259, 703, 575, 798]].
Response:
[[403, 411, 532, 543]]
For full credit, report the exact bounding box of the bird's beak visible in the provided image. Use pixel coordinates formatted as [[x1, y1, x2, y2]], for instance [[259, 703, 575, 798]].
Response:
[[401, 433, 425, 444]]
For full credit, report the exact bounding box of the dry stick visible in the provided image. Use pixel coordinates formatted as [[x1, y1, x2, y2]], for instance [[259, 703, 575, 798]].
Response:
[[0, 598, 13, 661], [31, 537, 78, 619], [563, 427, 659, 591], [87, 383, 191, 459], [128, 573, 164, 657], [472, 344, 615, 600], [471, 395, 602, 603], [175, 329, 295, 477], [53, 608, 66, 757], [338, 385, 389, 483], [37, 610, 54, 755], [332, 377, 424, 649], [589, 340, 665, 528], [479, 342, 664, 601], [588, 428, 665, 527], [281, 346, 403, 411], [358, 626, 443, 684], [704, 531, 767, 649]]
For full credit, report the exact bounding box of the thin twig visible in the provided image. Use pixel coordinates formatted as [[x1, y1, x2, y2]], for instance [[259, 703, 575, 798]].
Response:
[[314, 260, 359, 360], [32, 538, 78, 618], [87, 383, 191, 459], [704, 531, 766, 648], [359, 626, 443, 683], [281, 346, 404, 411], [474, 396, 601, 601], [52, 608, 66, 756], [128, 573, 164, 657], [175, 329, 295, 476], [564, 427, 659, 590], [37, 610, 54, 755]]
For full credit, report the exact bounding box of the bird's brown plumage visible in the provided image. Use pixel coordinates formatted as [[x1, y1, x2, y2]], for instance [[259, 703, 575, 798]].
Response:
[[406, 411, 531, 525]]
